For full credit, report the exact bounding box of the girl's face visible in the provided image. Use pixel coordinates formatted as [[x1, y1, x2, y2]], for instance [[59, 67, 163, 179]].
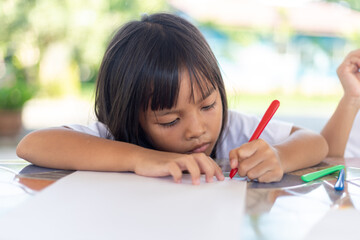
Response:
[[139, 71, 223, 156]]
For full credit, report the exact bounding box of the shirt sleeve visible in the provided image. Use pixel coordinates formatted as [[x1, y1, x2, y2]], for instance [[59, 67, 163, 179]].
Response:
[[216, 110, 293, 159], [64, 122, 114, 140]]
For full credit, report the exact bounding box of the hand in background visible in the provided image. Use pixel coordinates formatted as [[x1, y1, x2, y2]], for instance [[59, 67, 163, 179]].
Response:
[[321, 49, 360, 157], [337, 49, 360, 106]]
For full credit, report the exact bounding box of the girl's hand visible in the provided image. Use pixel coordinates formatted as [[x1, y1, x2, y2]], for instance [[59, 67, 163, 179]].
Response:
[[337, 49, 360, 104], [133, 152, 225, 185], [229, 139, 284, 183]]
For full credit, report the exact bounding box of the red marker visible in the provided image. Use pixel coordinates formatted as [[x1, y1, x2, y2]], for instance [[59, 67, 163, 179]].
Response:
[[229, 100, 280, 179]]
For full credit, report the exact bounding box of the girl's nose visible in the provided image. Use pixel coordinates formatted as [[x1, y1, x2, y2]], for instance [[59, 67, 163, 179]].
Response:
[[185, 113, 206, 140]]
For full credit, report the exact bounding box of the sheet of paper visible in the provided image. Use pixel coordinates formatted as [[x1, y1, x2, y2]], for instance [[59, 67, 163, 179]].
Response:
[[0, 171, 246, 240], [304, 208, 360, 240]]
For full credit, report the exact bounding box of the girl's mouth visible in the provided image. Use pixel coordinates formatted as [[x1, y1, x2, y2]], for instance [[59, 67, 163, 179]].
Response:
[[190, 143, 210, 153]]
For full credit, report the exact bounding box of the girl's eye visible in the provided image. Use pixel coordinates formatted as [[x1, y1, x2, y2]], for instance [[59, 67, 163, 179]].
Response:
[[202, 101, 216, 111], [159, 118, 179, 128]]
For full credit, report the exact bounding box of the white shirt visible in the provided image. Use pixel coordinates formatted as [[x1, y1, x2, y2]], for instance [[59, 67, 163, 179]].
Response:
[[215, 110, 293, 159], [345, 111, 360, 157], [66, 110, 293, 159]]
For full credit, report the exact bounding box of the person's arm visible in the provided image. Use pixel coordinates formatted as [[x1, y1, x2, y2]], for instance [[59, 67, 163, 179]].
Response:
[[321, 49, 360, 157], [16, 127, 224, 184], [229, 126, 328, 183], [321, 97, 359, 157], [17, 127, 143, 171], [274, 126, 328, 173]]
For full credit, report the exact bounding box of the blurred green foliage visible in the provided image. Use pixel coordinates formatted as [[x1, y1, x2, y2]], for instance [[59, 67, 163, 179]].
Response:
[[0, 48, 37, 109], [325, 0, 360, 11], [0, 0, 168, 101], [0, 80, 36, 110], [0, 0, 359, 106]]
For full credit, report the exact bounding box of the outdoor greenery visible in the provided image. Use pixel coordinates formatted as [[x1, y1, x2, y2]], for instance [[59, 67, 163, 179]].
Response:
[[1, 0, 360, 111], [325, 0, 360, 11], [227, 91, 341, 116], [0, 81, 35, 110], [0, 0, 168, 103], [0, 51, 37, 109]]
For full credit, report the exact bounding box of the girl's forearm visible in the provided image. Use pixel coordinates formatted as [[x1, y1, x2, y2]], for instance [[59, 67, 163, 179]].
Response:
[[16, 127, 147, 171], [275, 129, 328, 173], [321, 96, 359, 157]]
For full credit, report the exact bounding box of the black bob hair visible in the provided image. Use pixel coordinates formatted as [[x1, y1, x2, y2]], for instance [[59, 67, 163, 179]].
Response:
[[95, 13, 228, 154]]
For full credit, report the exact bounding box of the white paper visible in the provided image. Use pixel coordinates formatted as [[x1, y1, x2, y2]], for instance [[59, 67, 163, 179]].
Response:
[[304, 208, 360, 240], [0, 171, 246, 240]]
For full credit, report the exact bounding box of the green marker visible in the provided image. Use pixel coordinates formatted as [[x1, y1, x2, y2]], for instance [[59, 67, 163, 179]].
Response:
[[301, 165, 345, 182]]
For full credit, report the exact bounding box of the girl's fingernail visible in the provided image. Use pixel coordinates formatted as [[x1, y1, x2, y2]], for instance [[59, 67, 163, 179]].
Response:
[[230, 159, 237, 167], [193, 178, 200, 185]]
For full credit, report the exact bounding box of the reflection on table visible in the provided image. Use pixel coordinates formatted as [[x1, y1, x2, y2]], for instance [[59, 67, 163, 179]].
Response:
[[1, 157, 360, 240]]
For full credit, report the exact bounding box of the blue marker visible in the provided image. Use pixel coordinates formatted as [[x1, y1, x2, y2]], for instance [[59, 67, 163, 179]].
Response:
[[334, 169, 345, 191]]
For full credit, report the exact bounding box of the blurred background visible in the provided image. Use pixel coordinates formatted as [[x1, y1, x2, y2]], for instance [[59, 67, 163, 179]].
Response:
[[1, 0, 360, 159]]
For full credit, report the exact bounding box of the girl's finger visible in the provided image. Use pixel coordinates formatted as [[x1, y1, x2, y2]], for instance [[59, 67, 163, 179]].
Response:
[[347, 49, 360, 58], [229, 141, 259, 169], [237, 152, 265, 177], [233, 140, 270, 176], [238, 144, 276, 176], [257, 169, 283, 183], [246, 160, 273, 180], [350, 58, 360, 73], [212, 160, 225, 181], [181, 156, 201, 185], [229, 142, 258, 161], [193, 155, 215, 183], [167, 161, 183, 184]]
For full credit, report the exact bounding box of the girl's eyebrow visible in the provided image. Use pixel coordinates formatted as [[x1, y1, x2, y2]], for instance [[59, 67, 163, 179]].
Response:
[[156, 88, 216, 116], [196, 87, 215, 105], [156, 110, 180, 116]]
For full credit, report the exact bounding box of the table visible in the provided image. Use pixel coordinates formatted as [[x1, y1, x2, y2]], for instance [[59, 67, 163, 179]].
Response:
[[1, 157, 360, 239]]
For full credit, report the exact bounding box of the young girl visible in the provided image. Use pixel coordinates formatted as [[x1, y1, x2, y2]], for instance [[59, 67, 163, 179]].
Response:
[[16, 13, 328, 185], [321, 49, 360, 157]]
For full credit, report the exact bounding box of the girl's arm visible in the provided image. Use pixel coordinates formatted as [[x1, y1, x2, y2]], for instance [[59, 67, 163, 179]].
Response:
[[274, 126, 328, 173], [16, 127, 224, 184], [229, 127, 328, 183], [321, 49, 360, 157], [321, 97, 359, 157], [17, 127, 142, 171]]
